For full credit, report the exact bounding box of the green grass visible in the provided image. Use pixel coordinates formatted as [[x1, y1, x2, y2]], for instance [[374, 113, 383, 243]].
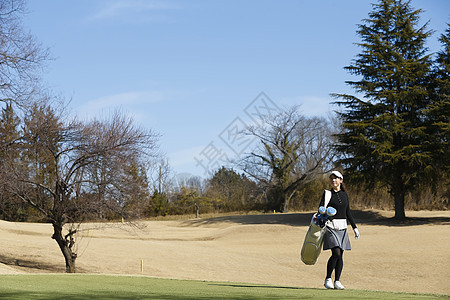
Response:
[[0, 274, 447, 300]]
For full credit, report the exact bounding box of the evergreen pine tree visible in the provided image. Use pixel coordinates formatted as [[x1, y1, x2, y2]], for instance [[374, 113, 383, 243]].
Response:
[[428, 24, 449, 175], [332, 0, 435, 219]]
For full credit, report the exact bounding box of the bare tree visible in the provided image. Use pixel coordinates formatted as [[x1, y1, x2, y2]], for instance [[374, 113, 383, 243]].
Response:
[[238, 106, 336, 212], [0, 0, 49, 108], [3, 104, 158, 273], [148, 158, 172, 194]]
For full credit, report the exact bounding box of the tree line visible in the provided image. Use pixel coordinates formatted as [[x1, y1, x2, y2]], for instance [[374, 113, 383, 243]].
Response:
[[0, 0, 448, 273]]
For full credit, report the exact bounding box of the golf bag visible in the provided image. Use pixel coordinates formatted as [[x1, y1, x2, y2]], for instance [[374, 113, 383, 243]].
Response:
[[300, 190, 332, 265]]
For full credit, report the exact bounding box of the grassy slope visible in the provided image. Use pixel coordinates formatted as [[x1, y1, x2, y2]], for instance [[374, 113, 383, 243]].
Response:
[[0, 274, 447, 300]]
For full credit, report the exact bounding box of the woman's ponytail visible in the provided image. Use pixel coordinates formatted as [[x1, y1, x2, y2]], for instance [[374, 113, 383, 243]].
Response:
[[340, 182, 347, 193]]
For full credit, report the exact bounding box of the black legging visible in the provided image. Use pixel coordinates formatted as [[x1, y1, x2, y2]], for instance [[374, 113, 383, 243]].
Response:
[[326, 246, 344, 281]]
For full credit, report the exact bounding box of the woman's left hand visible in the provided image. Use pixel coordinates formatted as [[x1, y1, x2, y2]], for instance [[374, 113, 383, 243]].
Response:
[[354, 228, 360, 239]]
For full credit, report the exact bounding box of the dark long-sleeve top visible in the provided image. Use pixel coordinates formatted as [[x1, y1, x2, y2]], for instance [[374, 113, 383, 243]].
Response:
[[319, 189, 357, 229]]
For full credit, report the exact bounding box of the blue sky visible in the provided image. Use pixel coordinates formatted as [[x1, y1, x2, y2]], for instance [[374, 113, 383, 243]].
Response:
[[23, 0, 449, 178]]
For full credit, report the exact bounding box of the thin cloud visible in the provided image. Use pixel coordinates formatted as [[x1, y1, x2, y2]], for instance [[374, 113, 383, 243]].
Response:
[[169, 145, 206, 168], [91, 0, 181, 22], [76, 90, 164, 122], [168, 145, 233, 178], [280, 95, 335, 116], [85, 91, 164, 111]]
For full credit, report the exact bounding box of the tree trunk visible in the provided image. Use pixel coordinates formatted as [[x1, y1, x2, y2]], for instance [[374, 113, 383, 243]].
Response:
[[281, 191, 293, 213], [390, 165, 407, 220], [52, 222, 77, 273], [392, 177, 406, 220], [281, 175, 306, 213], [281, 194, 289, 213], [394, 191, 406, 220]]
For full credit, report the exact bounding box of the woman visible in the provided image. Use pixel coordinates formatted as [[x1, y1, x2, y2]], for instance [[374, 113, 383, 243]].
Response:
[[319, 170, 360, 290]]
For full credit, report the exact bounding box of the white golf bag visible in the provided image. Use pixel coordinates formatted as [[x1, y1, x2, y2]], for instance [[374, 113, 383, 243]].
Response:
[[300, 190, 332, 265]]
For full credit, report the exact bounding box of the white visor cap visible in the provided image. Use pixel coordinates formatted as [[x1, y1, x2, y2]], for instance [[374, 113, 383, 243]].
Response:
[[330, 170, 343, 180]]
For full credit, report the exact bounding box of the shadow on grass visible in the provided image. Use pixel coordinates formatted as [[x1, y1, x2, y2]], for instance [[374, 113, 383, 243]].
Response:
[[183, 210, 450, 227], [208, 283, 309, 290], [0, 292, 210, 300], [0, 288, 308, 300], [0, 254, 63, 273], [363, 216, 450, 226], [0, 291, 312, 300], [0, 254, 92, 274]]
